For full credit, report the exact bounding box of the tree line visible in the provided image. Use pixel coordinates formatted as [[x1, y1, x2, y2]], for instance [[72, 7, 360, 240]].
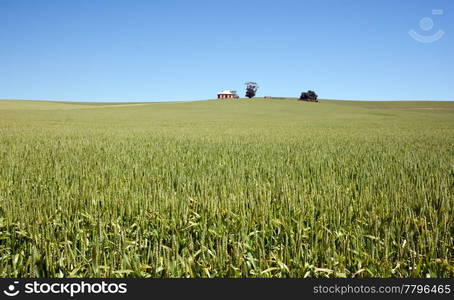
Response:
[[244, 82, 318, 102]]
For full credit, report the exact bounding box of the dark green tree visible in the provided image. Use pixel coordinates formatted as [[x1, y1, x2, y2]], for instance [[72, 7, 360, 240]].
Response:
[[299, 90, 318, 102], [245, 82, 259, 98]]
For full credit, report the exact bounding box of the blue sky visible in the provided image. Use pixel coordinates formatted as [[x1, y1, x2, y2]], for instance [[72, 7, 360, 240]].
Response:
[[0, 0, 452, 101]]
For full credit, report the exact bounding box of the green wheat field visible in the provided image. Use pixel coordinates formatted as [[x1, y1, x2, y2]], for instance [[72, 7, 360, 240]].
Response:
[[0, 98, 453, 278]]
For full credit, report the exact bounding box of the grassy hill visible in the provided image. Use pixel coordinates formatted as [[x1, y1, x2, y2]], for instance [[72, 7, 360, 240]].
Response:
[[1, 98, 453, 129], [0, 98, 453, 277]]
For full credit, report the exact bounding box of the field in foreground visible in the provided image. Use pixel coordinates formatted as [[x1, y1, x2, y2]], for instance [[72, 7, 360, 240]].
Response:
[[0, 98, 453, 277]]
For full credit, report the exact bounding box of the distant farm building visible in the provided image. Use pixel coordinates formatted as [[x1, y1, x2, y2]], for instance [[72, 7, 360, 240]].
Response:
[[217, 90, 239, 99]]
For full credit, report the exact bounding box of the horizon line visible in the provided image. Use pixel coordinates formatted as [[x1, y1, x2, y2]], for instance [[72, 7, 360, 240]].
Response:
[[1, 98, 453, 104]]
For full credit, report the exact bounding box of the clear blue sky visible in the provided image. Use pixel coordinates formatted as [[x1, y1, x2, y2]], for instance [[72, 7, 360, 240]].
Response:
[[1, 0, 452, 101]]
